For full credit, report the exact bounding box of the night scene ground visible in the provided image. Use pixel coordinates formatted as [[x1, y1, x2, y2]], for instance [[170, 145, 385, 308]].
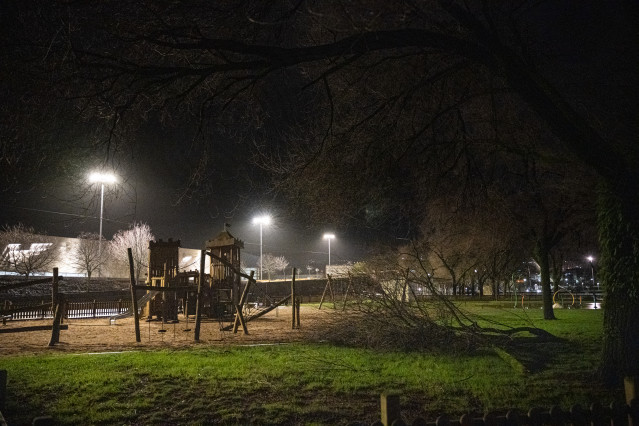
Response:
[[1, 1, 638, 425]]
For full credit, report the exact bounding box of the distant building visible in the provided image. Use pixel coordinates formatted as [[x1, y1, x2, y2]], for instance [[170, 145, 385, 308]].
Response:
[[0, 235, 207, 280]]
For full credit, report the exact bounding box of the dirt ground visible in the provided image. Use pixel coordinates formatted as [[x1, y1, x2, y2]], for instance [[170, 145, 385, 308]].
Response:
[[0, 305, 335, 356]]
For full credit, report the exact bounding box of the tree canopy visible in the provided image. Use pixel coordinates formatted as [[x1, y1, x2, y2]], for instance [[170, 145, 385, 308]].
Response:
[[2, 0, 638, 382]]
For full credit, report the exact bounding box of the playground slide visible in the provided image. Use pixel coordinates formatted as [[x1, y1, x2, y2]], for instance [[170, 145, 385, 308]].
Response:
[[109, 291, 159, 320]]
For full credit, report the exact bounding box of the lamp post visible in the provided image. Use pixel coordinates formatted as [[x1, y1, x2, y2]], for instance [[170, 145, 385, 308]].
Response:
[[89, 172, 117, 276], [323, 233, 335, 272], [587, 256, 596, 288], [252, 215, 271, 280]]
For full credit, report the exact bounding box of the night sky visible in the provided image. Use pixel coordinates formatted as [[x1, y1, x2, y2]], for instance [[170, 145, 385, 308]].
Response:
[[0, 1, 635, 270]]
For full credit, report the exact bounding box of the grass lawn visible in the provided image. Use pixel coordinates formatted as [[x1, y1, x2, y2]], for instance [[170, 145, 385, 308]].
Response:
[[1, 305, 623, 425]]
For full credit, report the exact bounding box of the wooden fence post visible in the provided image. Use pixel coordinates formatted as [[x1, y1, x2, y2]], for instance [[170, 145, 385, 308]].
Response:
[[51, 268, 58, 309], [380, 393, 401, 426], [92, 300, 97, 318], [291, 268, 297, 329], [0, 369, 6, 413], [625, 377, 639, 426], [296, 298, 300, 328], [128, 248, 141, 343], [194, 249, 205, 342], [48, 296, 64, 347]]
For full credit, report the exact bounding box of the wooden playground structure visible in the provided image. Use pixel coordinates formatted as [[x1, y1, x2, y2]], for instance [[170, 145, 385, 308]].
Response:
[[127, 229, 303, 343]]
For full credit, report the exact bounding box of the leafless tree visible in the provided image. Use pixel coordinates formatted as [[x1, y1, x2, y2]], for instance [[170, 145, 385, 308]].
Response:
[[0, 224, 57, 279], [258, 254, 278, 281], [109, 222, 155, 283], [273, 256, 289, 279], [71, 232, 108, 285]]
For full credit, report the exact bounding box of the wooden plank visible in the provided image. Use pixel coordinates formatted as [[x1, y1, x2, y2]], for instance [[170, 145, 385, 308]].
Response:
[[233, 271, 254, 333], [0, 325, 68, 334], [234, 304, 248, 335], [221, 295, 291, 331]]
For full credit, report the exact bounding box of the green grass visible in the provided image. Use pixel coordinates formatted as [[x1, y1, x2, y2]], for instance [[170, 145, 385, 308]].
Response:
[[1, 305, 622, 425]]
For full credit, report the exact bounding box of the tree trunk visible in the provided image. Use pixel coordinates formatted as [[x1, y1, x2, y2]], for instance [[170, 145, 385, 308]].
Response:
[[598, 181, 639, 383], [534, 241, 556, 320]]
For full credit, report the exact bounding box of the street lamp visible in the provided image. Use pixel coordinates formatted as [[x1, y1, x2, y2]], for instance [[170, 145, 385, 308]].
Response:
[[323, 233, 335, 269], [252, 215, 271, 280], [587, 256, 596, 288], [89, 172, 117, 276]]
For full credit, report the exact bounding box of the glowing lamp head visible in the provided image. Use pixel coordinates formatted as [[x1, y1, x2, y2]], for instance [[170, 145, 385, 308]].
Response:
[[252, 215, 271, 226], [89, 172, 117, 184], [323, 233, 335, 240], [587, 256, 594, 263]]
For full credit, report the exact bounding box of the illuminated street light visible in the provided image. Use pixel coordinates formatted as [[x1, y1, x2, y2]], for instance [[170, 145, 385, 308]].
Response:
[[89, 172, 117, 276], [252, 215, 271, 280], [323, 233, 335, 269]]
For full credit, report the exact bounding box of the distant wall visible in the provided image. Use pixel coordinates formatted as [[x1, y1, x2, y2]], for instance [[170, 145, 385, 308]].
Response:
[[0, 235, 208, 280]]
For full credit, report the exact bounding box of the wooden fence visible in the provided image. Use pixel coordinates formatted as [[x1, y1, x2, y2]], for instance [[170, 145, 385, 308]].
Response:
[[2, 299, 131, 321], [368, 392, 639, 426]]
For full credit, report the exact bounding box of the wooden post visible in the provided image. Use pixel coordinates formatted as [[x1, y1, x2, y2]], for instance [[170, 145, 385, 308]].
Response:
[[625, 376, 639, 426], [0, 369, 6, 413], [194, 250, 205, 342], [319, 274, 335, 310], [51, 267, 58, 309], [296, 298, 300, 328], [291, 268, 297, 329], [380, 393, 401, 426], [234, 304, 248, 335], [48, 295, 64, 347], [233, 271, 255, 334], [128, 248, 141, 343]]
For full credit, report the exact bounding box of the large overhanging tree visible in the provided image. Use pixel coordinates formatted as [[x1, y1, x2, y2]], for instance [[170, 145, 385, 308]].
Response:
[[4, 1, 637, 382]]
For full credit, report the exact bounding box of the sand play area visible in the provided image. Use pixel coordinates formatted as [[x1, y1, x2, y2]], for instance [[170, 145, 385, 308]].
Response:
[[0, 305, 334, 356]]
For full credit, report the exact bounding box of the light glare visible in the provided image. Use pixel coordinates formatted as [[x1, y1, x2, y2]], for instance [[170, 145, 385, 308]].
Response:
[[89, 172, 117, 184], [323, 233, 335, 240], [252, 215, 271, 225]]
